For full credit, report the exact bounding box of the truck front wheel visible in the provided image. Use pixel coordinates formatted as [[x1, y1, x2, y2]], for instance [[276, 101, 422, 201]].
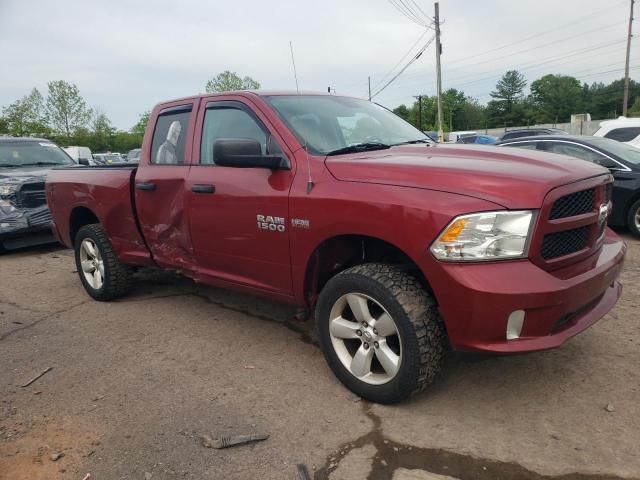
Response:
[[74, 224, 132, 301], [316, 263, 447, 404]]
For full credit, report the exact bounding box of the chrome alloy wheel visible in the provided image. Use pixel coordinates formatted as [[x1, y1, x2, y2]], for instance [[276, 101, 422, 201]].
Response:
[[635, 207, 640, 231], [328, 293, 402, 385], [79, 238, 104, 290]]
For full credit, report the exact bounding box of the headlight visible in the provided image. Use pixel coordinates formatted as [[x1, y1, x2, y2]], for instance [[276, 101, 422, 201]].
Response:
[[430, 210, 535, 261], [0, 184, 17, 196]]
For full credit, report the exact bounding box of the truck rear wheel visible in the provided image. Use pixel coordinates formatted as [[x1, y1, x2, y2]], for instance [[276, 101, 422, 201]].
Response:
[[74, 224, 132, 301], [316, 263, 447, 404]]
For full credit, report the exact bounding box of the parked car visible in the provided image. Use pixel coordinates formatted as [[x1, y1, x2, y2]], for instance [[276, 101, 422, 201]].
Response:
[[64, 146, 94, 165], [1, 137, 74, 251], [126, 148, 142, 163], [496, 134, 640, 237], [456, 134, 498, 145], [46, 92, 624, 404], [499, 128, 568, 141], [593, 117, 640, 148], [93, 153, 125, 165], [423, 131, 439, 142], [448, 130, 477, 143]]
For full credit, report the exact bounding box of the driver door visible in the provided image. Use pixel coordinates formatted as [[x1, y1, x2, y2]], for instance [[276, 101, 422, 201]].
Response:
[[186, 97, 295, 296]]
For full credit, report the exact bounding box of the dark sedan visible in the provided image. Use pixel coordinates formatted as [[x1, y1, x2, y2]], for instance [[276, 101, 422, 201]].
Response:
[[499, 128, 568, 141], [0, 137, 74, 251], [497, 135, 640, 237]]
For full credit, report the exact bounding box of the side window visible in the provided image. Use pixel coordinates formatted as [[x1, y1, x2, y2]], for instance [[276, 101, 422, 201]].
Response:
[[504, 142, 538, 150], [604, 127, 640, 142], [544, 142, 614, 166], [150, 107, 192, 165], [503, 131, 528, 140], [200, 107, 271, 165]]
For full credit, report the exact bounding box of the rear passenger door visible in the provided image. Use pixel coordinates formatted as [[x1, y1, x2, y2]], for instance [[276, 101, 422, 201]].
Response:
[[134, 102, 197, 269], [186, 97, 296, 296]]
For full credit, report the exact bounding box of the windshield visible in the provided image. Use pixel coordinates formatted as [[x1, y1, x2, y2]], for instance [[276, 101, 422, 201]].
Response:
[[589, 137, 640, 165], [0, 141, 73, 167], [265, 95, 430, 155]]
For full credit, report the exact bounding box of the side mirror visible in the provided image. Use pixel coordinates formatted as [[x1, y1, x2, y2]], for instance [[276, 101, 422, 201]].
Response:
[[78, 157, 90, 166], [213, 138, 288, 170]]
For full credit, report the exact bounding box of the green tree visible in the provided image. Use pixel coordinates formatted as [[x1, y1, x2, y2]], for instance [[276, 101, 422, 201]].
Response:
[[131, 110, 150, 135], [91, 109, 115, 151], [628, 97, 640, 117], [1, 88, 48, 137], [392, 104, 410, 122], [46, 80, 92, 136], [490, 70, 527, 114], [205, 71, 260, 93], [583, 79, 640, 119], [530, 74, 583, 123]]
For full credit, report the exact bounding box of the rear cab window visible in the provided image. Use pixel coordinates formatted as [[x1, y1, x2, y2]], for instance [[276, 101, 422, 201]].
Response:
[[150, 105, 193, 165]]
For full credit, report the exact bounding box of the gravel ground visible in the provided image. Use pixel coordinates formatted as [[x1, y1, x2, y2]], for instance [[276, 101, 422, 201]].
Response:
[[0, 231, 638, 480]]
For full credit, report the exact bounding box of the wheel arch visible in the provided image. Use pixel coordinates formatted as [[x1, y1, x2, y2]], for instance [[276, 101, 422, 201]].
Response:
[[69, 206, 100, 247], [302, 234, 434, 308]]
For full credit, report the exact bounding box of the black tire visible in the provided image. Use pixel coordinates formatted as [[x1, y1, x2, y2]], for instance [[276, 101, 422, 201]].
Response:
[[627, 198, 640, 238], [74, 223, 132, 301], [316, 263, 447, 404]]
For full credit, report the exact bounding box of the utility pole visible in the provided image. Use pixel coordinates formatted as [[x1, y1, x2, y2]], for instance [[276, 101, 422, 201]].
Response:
[[414, 95, 423, 130], [623, 0, 635, 116], [434, 2, 444, 142], [368, 76, 372, 101]]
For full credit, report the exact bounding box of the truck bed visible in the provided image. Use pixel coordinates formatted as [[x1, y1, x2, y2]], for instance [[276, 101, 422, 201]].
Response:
[[45, 165, 153, 265]]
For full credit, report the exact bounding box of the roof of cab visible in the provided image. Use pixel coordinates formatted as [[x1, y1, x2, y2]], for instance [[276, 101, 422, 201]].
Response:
[[155, 90, 356, 106]]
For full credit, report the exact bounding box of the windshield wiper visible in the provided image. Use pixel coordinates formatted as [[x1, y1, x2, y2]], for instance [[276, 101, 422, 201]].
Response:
[[394, 139, 433, 145], [326, 142, 391, 156]]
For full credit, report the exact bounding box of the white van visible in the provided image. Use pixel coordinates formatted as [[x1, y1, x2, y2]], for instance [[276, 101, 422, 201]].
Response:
[[448, 131, 477, 143], [64, 146, 94, 165], [593, 117, 640, 149]]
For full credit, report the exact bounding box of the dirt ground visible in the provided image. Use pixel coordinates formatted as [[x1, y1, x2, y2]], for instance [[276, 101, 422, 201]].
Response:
[[0, 231, 638, 480]]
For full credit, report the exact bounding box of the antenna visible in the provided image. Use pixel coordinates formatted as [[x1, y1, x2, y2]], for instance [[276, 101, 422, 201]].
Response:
[[289, 40, 314, 194]]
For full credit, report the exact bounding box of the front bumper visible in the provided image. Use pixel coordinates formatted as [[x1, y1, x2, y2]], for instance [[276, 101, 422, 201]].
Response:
[[426, 229, 626, 353], [0, 204, 54, 247]]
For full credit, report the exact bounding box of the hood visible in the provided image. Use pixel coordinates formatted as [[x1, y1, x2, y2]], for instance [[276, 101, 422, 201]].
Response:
[[324, 144, 609, 209], [0, 165, 53, 182]]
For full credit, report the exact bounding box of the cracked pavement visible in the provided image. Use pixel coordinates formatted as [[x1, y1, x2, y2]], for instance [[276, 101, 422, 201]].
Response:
[[0, 233, 639, 480]]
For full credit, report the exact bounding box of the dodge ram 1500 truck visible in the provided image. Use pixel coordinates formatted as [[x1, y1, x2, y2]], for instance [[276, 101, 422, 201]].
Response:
[[46, 92, 626, 404]]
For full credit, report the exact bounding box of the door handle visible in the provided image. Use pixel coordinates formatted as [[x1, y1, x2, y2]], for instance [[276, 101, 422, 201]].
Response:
[[136, 182, 157, 191], [191, 184, 215, 194]]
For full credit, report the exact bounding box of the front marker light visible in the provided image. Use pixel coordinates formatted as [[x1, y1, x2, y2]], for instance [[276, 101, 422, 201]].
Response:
[[430, 210, 534, 261]]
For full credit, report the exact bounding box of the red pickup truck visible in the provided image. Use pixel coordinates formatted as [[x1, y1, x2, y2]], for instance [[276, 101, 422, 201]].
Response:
[[46, 92, 625, 404]]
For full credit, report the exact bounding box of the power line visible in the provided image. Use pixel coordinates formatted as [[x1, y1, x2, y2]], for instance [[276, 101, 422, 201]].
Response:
[[387, 0, 434, 29], [371, 35, 436, 98], [443, 21, 624, 74], [445, 0, 627, 66], [375, 37, 630, 99], [370, 29, 431, 92]]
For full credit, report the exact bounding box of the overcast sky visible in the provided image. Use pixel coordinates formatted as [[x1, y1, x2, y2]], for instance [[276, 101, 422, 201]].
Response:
[[0, 0, 635, 129]]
